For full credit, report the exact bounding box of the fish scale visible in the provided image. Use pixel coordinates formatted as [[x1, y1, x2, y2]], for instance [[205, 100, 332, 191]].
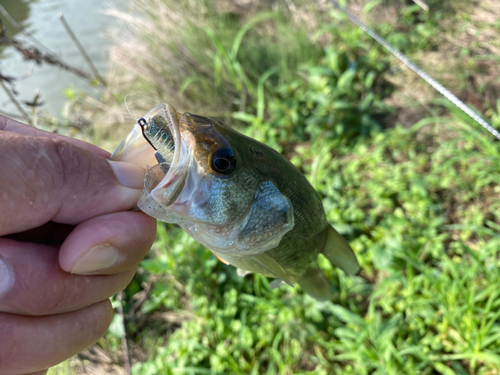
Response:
[[112, 104, 360, 300]]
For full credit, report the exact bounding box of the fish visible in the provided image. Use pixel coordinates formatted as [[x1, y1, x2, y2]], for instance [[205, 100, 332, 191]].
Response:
[[111, 103, 360, 300]]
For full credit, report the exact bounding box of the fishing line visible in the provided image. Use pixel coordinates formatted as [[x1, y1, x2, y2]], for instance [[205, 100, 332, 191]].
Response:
[[326, 0, 500, 141], [124, 93, 139, 120]]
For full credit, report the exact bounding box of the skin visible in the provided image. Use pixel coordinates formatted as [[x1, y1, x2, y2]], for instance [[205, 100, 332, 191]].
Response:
[[0, 116, 156, 375]]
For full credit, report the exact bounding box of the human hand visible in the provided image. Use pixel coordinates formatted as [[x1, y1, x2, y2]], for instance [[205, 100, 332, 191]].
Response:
[[0, 116, 156, 375]]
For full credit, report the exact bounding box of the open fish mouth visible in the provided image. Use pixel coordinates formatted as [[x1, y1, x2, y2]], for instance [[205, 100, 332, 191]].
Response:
[[110, 104, 192, 222]]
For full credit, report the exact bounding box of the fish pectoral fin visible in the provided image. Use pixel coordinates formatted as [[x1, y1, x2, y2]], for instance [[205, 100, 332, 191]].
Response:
[[322, 225, 360, 275], [297, 267, 333, 301], [252, 252, 294, 286]]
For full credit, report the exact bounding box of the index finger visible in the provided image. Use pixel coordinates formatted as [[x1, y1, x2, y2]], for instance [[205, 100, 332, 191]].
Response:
[[0, 132, 144, 235], [0, 115, 110, 158]]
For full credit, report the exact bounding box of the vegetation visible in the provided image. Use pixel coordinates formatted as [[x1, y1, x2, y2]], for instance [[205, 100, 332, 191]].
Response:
[[50, 0, 500, 374]]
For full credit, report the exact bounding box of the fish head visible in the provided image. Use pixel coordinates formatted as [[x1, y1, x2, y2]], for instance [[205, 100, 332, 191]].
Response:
[[111, 104, 294, 257]]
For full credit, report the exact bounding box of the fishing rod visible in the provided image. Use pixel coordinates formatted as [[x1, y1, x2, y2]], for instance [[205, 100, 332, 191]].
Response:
[[327, 0, 500, 141]]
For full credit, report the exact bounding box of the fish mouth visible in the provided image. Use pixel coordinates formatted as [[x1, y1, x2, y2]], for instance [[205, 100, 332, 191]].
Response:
[[110, 104, 193, 221]]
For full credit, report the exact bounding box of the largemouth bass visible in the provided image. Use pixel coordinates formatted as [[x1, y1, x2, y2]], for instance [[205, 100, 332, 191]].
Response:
[[111, 104, 359, 300]]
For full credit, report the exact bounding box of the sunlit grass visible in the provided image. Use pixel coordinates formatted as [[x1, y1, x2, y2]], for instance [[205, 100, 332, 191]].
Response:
[[48, 361, 73, 375]]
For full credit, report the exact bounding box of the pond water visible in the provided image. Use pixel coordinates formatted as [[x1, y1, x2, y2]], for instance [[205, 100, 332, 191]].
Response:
[[0, 0, 125, 119]]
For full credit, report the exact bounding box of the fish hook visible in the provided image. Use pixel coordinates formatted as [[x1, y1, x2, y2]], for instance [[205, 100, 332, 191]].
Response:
[[137, 117, 157, 151]]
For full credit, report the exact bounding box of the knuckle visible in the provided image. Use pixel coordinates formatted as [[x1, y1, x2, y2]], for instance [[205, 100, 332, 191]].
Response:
[[0, 133, 100, 194], [50, 138, 113, 195], [51, 138, 91, 191], [0, 134, 60, 205], [14, 135, 104, 200]]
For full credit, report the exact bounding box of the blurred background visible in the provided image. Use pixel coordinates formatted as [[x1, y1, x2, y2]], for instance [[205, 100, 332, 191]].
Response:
[[2, 0, 500, 374]]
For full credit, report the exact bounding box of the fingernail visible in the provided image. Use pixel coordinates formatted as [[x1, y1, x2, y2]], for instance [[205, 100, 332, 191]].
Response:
[[108, 160, 145, 189], [0, 257, 15, 299], [70, 244, 120, 274]]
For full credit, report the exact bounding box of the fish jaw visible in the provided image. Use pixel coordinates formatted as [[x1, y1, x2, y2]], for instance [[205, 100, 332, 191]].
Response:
[[110, 103, 183, 169], [109, 104, 193, 222], [134, 104, 199, 223]]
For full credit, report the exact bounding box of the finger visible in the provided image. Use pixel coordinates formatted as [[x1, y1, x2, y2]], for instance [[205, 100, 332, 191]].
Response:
[[0, 115, 110, 158], [0, 239, 134, 316], [0, 300, 112, 375], [59, 211, 156, 275], [0, 131, 146, 236]]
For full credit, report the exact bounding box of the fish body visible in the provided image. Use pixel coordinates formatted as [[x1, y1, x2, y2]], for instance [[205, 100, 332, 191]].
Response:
[[111, 104, 359, 300]]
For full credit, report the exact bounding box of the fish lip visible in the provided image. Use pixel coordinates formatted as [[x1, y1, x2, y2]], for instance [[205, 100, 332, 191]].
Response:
[[109, 103, 183, 172]]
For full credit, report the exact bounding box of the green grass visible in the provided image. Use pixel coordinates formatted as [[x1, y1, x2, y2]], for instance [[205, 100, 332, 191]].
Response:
[[124, 114, 500, 375], [60, 0, 500, 373]]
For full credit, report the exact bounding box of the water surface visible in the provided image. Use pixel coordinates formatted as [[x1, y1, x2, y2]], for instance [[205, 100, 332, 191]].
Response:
[[0, 0, 124, 118]]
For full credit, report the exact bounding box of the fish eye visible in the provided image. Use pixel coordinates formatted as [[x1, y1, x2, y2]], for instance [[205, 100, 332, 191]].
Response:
[[211, 148, 236, 175]]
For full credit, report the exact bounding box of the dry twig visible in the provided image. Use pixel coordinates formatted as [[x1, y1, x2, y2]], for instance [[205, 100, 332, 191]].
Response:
[[0, 36, 94, 81], [58, 13, 107, 86], [0, 79, 33, 126], [117, 291, 131, 375]]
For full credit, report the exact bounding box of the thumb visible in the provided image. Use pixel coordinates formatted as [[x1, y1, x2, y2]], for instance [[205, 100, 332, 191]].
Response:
[[0, 132, 145, 236]]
